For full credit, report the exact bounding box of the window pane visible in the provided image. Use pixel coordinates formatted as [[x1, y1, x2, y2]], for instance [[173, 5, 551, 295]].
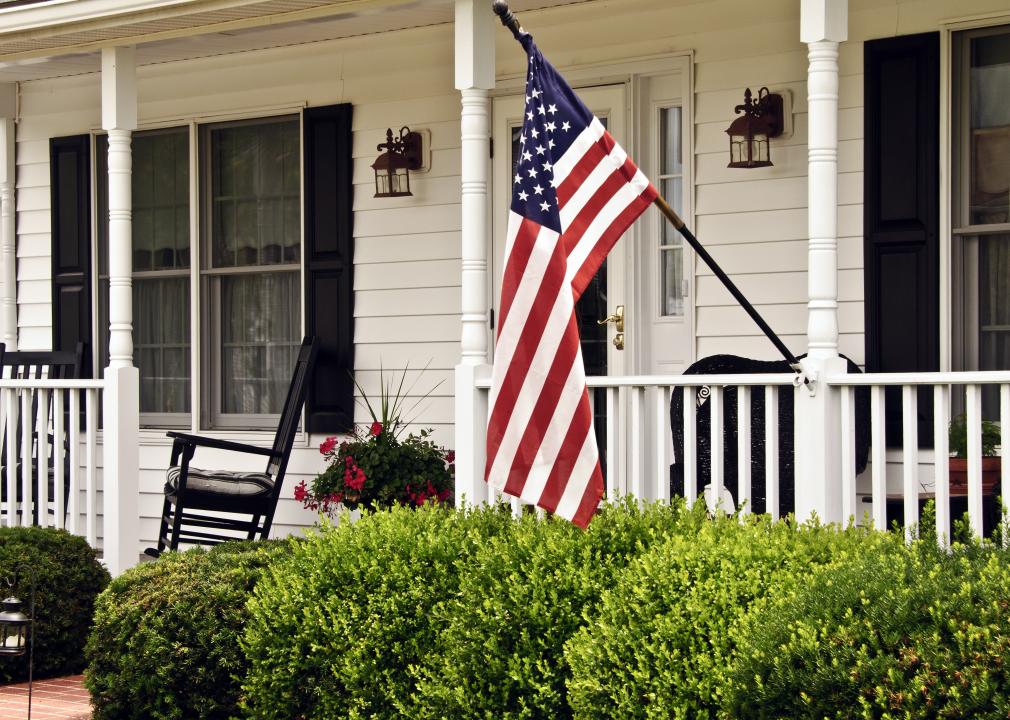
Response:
[[660, 107, 682, 176], [209, 120, 300, 269], [661, 248, 685, 317], [979, 233, 1010, 414], [219, 272, 300, 415], [136, 277, 191, 414], [970, 31, 1010, 225], [660, 176, 683, 246]]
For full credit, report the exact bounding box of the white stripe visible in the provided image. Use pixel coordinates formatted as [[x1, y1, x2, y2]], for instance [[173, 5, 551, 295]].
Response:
[[488, 220, 559, 412], [552, 118, 605, 186], [558, 143, 628, 228], [565, 171, 651, 285], [554, 427, 600, 521], [518, 352, 587, 505], [501, 211, 523, 269], [488, 283, 577, 489]]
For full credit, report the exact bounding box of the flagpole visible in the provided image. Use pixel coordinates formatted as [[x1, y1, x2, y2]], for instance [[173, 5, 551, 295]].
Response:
[[491, 0, 800, 371], [652, 196, 800, 368]]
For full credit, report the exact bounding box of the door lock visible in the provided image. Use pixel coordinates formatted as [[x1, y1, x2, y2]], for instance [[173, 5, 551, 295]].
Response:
[[597, 304, 625, 333], [613, 333, 625, 350]]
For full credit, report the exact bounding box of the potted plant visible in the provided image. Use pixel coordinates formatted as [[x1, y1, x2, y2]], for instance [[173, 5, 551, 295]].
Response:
[[948, 414, 1001, 495], [294, 367, 454, 515]]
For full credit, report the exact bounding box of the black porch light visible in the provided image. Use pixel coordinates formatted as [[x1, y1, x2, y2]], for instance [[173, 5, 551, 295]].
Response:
[[372, 126, 423, 198], [726, 87, 784, 168], [0, 566, 37, 719]]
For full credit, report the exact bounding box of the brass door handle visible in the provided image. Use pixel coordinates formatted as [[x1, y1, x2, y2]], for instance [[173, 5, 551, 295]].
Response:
[[597, 304, 624, 333]]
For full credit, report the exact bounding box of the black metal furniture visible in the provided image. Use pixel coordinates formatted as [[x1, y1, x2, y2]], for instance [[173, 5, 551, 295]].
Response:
[[150, 336, 318, 554], [0, 343, 85, 523]]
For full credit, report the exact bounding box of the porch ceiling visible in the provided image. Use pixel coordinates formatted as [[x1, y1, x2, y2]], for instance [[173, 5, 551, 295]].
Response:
[[0, 0, 592, 81]]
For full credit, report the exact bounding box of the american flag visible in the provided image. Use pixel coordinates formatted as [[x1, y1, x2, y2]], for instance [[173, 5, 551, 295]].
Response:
[[485, 33, 658, 527]]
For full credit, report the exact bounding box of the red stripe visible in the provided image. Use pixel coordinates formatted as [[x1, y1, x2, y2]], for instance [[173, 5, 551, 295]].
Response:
[[502, 313, 581, 498], [556, 132, 615, 207], [485, 233, 568, 476], [560, 164, 630, 258], [570, 464, 604, 529], [536, 390, 594, 513], [570, 185, 658, 301], [497, 218, 541, 337]]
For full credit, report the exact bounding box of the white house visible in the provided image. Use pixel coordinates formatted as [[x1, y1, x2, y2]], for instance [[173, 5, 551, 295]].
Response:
[[0, 0, 1007, 574]]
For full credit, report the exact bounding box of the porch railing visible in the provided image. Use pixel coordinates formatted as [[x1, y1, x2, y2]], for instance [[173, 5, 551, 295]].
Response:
[[0, 378, 104, 547]]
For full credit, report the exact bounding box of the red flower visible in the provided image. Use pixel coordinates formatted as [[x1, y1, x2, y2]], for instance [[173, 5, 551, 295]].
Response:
[[445, 450, 455, 465], [370, 421, 383, 437], [293, 480, 308, 503], [320, 437, 337, 455], [346, 467, 366, 492], [438, 488, 452, 503]]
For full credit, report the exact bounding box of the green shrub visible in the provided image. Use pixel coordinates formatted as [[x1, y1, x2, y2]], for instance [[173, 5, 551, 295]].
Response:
[[241, 503, 516, 720], [726, 542, 1010, 719], [0, 526, 109, 683], [564, 516, 901, 720], [85, 540, 290, 720], [410, 499, 691, 720]]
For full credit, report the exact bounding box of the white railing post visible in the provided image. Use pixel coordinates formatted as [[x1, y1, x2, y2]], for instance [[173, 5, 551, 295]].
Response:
[[101, 46, 139, 575], [0, 84, 16, 351], [795, 0, 848, 524], [453, 0, 494, 507]]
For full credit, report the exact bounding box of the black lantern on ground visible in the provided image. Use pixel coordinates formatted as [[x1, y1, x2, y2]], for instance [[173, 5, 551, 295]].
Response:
[[726, 87, 784, 168], [0, 566, 37, 719], [372, 126, 423, 198]]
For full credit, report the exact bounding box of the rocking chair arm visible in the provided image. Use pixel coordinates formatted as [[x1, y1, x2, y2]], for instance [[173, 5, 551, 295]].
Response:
[[166, 432, 281, 459]]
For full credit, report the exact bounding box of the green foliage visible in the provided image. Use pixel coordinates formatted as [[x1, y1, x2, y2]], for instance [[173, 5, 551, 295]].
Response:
[[726, 541, 1010, 719], [949, 413, 1001, 457], [240, 503, 516, 720], [564, 515, 901, 720], [411, 499, 691, 720], [85, 540, 290, 720], [0, 526, 109, 683]]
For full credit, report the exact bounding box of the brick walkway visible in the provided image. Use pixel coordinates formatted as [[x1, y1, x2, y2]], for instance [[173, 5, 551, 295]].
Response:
[[0, 675, 90, 720]]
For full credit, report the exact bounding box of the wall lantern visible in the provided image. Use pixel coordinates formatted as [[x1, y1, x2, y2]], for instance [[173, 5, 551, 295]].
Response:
[[726, 87, 784, 168], [372, 127, 423, 198], [0, 565, 37, 719]]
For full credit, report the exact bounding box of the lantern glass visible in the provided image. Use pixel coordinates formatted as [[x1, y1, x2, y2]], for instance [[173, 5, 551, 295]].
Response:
[[752, 133, 770, 165], [0, 597, 29, 657], [729, 135, 747, 166]]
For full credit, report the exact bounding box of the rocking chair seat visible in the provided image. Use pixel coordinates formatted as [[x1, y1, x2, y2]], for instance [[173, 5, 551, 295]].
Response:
[[165, 466, 274, 508]]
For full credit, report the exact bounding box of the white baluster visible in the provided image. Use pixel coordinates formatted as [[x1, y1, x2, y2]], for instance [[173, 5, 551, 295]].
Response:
[[933, 384, 950, 546], [840, 385, 856, 523], [68, 389, 80, 536], [965, 383, 983, 540], [901, 385, 918, 541], [655, 386, 670, 503], [53, 390, 65, 531], [86, 388, 97, 547], [19, 391, 30, 526], [606, 387, 618, 501], [737, 386, 751, 517], [2, 388, 12, 526], [710, 386, 724, 512], [765, 386, 779, 521], [870, 385, 887, 530], [37, 389, 49, 528], [683, 386, 697, 507], [630, 386, 643, 500]]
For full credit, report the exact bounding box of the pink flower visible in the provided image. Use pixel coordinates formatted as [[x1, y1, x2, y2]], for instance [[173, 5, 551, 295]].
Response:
[[370, 422, 383, 437], [320, 437, 337, 455]]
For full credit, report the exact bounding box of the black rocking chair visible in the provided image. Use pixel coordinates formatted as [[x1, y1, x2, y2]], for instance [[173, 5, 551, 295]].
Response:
[[149, 336, 318, 555]]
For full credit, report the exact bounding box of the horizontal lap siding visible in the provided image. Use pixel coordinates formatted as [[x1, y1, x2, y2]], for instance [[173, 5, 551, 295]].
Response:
[[15, 23, 461, 551]]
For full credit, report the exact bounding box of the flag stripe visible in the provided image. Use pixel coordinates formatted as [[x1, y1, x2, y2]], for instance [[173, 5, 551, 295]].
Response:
[[497, 216, 542, 337]]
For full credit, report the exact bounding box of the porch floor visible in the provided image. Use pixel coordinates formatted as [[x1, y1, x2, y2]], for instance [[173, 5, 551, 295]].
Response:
[[0, 675, 90, 719]]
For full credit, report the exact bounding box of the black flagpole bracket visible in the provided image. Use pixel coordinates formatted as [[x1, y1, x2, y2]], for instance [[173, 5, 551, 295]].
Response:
[[492, 1, 524, 41]]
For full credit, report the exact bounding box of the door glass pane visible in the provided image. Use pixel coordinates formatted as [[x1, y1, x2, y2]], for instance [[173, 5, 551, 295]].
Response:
[[658, 107, 685, 317], [660, 107, 682, 176], [969, 31, 1010, 225]]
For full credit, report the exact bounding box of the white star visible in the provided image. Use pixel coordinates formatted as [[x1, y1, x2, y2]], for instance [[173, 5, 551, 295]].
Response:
[[519, 133, 526, 145], [527, 111, 534, 121], [545, 121, 556, 132], [562, 121, 571, 131], [518, 190, 529, 201], [525, 94, 531, 103], [527, 167, 538, 178], [548, 104, 558, 115], [548, 139, 556, 149], [533, 184, 544, 195], [530, 127, 539, 139], [522, 150, 532, 163], [540, 201, 551, 212], [542, 161, 553, 172], [514, 173, 522, 184], [550, 176, 560, 187], [531, 88, 541, 98], [535, 145, 545, 155], [537, 105, 546, 116]]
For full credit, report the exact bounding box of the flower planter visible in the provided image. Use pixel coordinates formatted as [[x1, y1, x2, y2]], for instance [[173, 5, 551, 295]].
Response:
[[948, 457, 1001, 496]]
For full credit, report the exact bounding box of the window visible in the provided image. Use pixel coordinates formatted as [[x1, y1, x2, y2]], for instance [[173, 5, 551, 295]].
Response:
[[657, 106, 685, 317], [96, 115, 302, 429], [953, 26, 1010, 415]]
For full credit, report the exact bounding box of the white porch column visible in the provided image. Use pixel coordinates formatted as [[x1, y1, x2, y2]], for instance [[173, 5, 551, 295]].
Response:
[[101, 46, 139, 575], [453, 0, 494, 507], [0, 85, 16, 350], [795, 0, 848, 524]]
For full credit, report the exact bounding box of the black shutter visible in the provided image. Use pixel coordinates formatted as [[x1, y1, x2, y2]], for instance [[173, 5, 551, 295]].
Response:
[[303, 104, 354, 433], [50, 135, 92, 378], [864, 33, 940, 444]]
